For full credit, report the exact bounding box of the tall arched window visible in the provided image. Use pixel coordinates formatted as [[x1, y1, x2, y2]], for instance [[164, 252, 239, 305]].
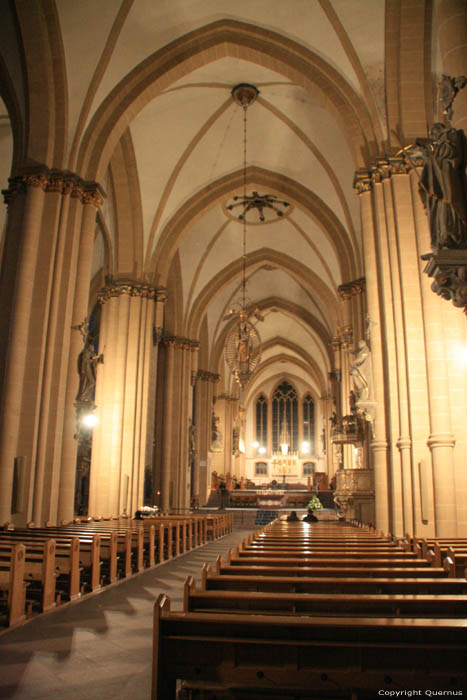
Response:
[[303, 393, 315, 454], [272, 381, 298, 452], [255, 394, 268, 448]]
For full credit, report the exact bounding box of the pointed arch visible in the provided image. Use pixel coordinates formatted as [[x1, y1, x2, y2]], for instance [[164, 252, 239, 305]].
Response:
[[77, 19, 380, 183], [152, 166, 359, 286]]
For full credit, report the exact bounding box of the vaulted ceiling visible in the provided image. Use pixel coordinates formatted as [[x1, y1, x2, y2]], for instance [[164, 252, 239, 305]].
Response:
[[0, 0, 436, 403]]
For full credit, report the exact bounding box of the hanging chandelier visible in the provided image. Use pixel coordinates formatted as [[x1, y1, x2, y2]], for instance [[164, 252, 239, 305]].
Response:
[[224, 84, 264, 389]]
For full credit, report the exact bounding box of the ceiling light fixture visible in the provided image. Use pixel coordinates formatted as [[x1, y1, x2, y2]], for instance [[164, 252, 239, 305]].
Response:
[[224, 84, 264, 390]]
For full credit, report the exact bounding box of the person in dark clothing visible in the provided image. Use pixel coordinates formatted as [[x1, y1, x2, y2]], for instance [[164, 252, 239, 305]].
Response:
[[286, 511, 299, 522], [302, 508, 318, 522]]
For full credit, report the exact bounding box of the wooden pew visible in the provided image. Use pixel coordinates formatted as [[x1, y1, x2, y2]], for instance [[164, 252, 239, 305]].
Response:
[[0, 539, 56, 615], [0, 543, 27, 627], [38, 525, 136, 579], [184, 574, 467, 618], [201, 562, 467, 595], [216, 558, 450, 580], [152, 594, 467, 698], [1, 534, 82, 601], [3, 530, 102, 593]]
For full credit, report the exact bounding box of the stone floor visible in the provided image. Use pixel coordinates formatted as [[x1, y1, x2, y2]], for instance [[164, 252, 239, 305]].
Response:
[[0, 527, 254, 700]]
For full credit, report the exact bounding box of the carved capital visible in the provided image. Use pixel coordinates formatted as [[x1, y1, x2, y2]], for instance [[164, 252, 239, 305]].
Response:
[[71, 183, 84, 200], [216, 393, 237, 402], [197, 369, 221, 383], [163, 335, 200, 352], [98, 279, 160, 303], [337, 277, 366, 301], [46, 173, 65, 194], [2, 167, 105, 207], [387, 156, 411, 175], [155, 287, 168, 303], [353, 169, 373, 194], [22, 171, 49, 190], [422, 250, 467, 312], [370, 159, 391, 184], [81, 185, 104, 209]]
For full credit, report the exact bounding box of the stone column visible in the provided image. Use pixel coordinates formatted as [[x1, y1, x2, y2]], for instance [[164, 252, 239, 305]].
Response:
[[0, 172, 48, 524], [176, 340, 197, 511], [411, 169, 458, 536], [194, 374, 207, 505], [353, 171, 390, 534], [382, 167, 414, 535], [88, 281, 161, 518], [32, 174, 75, 523], [57, 184, 104, 523]]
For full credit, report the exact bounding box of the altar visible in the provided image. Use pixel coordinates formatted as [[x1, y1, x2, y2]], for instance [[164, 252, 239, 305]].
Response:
[[271, 457, 299, 478]]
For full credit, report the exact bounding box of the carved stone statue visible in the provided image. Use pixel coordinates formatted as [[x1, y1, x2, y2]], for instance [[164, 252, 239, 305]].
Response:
[[232, 427, 240, 457], [350, 340, 373, 402], [188, 418, 196, 459], [73, 316, 103, 404], [418, 123, 467, 250], [211, 413, 223, 451], [76, 337, 101, 403], [236, 322, 251, 371]]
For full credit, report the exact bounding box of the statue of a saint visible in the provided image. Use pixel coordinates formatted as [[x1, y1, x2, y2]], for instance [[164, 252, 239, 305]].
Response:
[[211, 413, 223, 451], [76, 337, 101, 403], [418, 123, 467, 250], [232, 427, 240, 457], [188, 418, 196, 459], [349, 340, 373, 401], [236, 323, 251, 371]]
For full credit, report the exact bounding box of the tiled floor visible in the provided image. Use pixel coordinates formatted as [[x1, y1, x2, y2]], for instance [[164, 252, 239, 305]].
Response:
[[0, 528, 253, 700]]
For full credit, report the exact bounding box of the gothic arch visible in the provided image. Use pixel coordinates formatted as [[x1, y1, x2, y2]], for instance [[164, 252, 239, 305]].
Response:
[[77, 19, 380, 183], [13, 0, 68, 168], [187, 249, 340, 342], [152, 166, 359, 287]]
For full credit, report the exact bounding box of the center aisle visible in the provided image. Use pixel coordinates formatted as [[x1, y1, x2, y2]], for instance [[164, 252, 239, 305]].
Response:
[[0, 525, 255, 700]]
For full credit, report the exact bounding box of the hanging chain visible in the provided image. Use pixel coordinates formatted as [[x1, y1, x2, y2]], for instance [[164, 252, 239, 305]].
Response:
[[242, 103, 248, 311]]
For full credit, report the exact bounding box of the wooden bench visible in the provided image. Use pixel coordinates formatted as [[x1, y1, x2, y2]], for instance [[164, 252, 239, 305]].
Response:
[[152, 594, 467, 698], [184, 574, 467, 618], [0, 539, 56, 616], [417, 541, 467, 575], [3, 530, 103, 593], [201, 562, 467, 594], [216, 558, 450, 580], [1, 534, 82, 601], [0, 544, 27, 627]]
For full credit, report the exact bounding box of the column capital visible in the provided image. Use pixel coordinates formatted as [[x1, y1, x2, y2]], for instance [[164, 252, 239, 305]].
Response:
[[337, 277, 366, 301], [163, 335, 200, 352], [353, 151, 422, 197], [155, 287, 168, 303], [216, 393, 237, 402], [353, 169, 373, 194], [97, 278, 165, 303], [2, 166, 105, 208], [197, 369, 221, 383]]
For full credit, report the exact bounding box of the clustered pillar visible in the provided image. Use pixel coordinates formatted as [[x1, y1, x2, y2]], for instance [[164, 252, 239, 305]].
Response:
[[88, 280, 163, 518], [354, 154, 465, 536], [0, 168, 104, 526]]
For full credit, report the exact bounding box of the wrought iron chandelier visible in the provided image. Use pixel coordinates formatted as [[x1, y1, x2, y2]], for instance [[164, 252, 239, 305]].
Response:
[[224, 84, 264, 389]]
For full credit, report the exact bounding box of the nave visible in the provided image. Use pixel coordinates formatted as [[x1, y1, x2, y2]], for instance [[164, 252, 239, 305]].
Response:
[[0, 525, 252, 700]]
